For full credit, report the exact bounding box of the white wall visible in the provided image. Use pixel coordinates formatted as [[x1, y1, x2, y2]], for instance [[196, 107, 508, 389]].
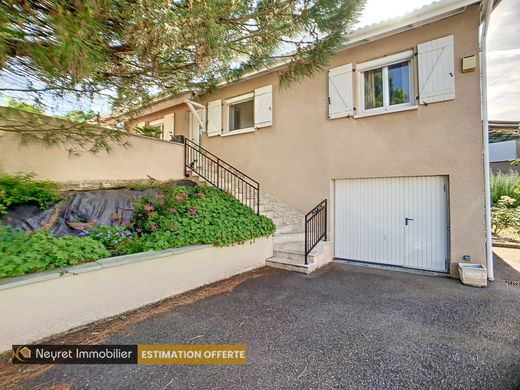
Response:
[[0, 238, 273, 352]]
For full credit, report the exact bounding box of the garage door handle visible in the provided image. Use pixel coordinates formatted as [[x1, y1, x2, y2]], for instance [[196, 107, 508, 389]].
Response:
[[405, 217, 414, 226]]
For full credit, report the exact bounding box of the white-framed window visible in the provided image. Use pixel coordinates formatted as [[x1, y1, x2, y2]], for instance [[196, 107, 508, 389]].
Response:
[[145, 115, 175, 141], [208, 85, 272, 137], [226, 92, 254, 133], [357, 50, 415, 116]]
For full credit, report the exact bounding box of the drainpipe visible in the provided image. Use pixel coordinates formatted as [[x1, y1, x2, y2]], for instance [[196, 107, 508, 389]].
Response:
[[480, 0, 494, 281]]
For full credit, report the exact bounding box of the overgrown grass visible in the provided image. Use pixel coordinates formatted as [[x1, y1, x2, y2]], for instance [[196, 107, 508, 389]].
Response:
[[490, 172, 520, 205]]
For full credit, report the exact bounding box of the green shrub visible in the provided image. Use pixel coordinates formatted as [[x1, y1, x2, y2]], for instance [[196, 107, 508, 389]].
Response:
[[490, 172, 520, 205], [491, 196, 518, 235], [0, 174, 62, 214], [127, 185, 276, 252], [0, 227, 110, 278]]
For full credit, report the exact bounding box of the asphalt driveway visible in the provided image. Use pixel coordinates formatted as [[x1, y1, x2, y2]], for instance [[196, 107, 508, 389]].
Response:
[[10, 255, 520, 389]]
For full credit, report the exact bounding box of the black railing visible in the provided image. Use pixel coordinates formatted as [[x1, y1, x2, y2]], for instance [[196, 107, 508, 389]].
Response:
[[305, 199, 327, 265], [184, 138, 260, 214]]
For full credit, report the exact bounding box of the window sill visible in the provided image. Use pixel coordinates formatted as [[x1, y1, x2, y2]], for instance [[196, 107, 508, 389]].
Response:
[[221, 127, 256, 137], [354, 105, 418, 119]]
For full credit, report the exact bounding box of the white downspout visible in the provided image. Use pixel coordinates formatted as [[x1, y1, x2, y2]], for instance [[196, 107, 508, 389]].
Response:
[[481, 0, 494, 281]]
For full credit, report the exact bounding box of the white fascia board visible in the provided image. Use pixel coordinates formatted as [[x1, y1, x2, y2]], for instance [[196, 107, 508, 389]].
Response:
[[346, 0, 481, 48]]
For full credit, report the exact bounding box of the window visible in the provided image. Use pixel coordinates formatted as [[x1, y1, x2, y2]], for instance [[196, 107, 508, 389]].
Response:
[[209, 85, 272, 137], [229, 98, 254, 131], [148, 119, 165, 139], [226, 93, 254, 132], [358, 50, 415, 116]]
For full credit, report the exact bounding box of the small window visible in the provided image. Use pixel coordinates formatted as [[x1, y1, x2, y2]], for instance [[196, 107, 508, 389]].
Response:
[[228, 97, 254, 132], [148, 122, 165, 139], [220, 86, 272, 136], [359, 51, 414, 116]]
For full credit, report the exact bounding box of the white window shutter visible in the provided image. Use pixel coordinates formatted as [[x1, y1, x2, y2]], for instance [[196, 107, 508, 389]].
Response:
[[254, 85, 272, 128], [417, 35, 455, 104], [328, 63, 353, 119], [207, 100, 222, 137], [161, 114, 174, 140]]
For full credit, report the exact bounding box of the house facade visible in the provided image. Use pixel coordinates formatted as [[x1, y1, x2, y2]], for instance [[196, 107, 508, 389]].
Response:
[[128, 0, 488, 276]]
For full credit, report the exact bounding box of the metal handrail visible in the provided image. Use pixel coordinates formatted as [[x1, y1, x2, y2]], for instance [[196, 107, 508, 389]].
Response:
[[305, 199, 327, 264], [184, 138, 260, 214]]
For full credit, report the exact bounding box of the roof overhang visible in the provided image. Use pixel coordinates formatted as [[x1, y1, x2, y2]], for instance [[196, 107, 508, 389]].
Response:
[[123, 0, 486, 119], [343, 0, 482, 48], [219, 0, 485, 85]]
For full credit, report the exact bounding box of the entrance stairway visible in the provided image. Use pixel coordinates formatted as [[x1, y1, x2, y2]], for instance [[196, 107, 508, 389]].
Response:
[[185, 139, 328, 274]]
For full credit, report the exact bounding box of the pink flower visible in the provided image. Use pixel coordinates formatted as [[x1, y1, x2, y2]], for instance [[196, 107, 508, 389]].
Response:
[[175, 194, 182, 201], [169, 207, 177, 213], [144, 204, 155, 211], [151, 225, 158, 232], [189, 207, 197, 216], [196, 192, 204, 198], [136, 228, 142, 233], [158, 201, 165, 207], [156, 194, 165, 199]]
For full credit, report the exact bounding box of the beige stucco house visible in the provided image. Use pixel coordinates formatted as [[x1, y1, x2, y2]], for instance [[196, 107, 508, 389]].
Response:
[[128, 0, 495, 278]]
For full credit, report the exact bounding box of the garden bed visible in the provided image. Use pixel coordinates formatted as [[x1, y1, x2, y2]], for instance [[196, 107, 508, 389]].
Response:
[[0, 175, 276, 279]]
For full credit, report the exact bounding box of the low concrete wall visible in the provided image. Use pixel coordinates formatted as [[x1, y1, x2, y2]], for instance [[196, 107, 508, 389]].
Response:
[[0, 237, 273, 352], [0, 131, 185, 184]]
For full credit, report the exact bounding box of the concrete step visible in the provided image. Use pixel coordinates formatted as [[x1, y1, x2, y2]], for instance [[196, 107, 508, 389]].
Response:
[[266, 257, 315, 274], [275, 223, 305, 234], [273, 241, 322, 263], [260, 210, 281, 219], [271, 217, 284, 225], [273, 232, 305, 243]]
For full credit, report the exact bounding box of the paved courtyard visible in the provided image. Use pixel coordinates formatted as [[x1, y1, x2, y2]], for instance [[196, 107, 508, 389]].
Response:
[[7, 254, 520, 389]]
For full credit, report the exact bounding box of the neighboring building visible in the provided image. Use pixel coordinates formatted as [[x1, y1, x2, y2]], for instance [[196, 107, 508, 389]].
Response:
[[488, 120, 520, 172], [489, 119, 520, 134], [127, 0, 493, 277]]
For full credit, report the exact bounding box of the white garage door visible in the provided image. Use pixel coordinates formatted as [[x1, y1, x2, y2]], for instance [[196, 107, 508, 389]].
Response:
[[335, 176, 449, 272]]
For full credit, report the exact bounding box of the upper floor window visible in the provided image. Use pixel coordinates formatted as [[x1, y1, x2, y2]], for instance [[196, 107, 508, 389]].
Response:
[[359, 50, 414, 115], [227, 93, 254, 132], [328, 36, 455, 120]]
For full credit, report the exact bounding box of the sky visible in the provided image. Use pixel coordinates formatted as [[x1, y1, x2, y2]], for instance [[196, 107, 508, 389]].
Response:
[[486, 0, 520, 120], [0, 0, 518, 120]]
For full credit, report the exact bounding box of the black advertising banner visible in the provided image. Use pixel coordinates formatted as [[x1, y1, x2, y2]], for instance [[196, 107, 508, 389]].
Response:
[[12, 345, 137, 364]]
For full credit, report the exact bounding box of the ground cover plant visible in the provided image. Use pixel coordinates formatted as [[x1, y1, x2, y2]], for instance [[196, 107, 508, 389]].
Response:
[[118, 185, 276, 254], [0, 174, 62, 215], [0, 182, 276, 279], [0, 227, 110, 278]]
